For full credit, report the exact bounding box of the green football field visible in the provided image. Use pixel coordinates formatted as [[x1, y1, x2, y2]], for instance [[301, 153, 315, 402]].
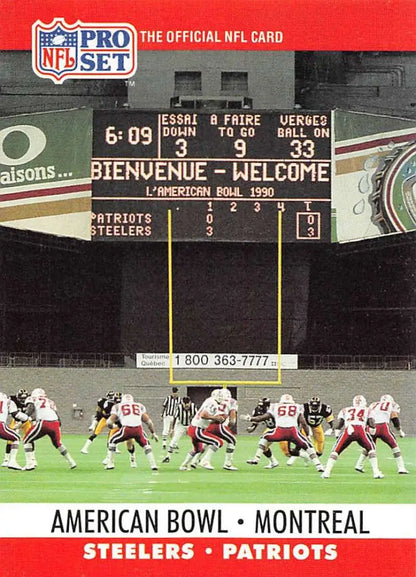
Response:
[[1, 435, 414, 504]]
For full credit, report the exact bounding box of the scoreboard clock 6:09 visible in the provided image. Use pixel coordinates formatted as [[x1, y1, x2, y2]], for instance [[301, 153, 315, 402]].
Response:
[[91, 109, 332, 242]]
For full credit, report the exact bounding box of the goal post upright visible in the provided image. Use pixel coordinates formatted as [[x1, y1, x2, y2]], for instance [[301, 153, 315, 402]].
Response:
[[167, 208, 283, 386], [277, 208, 282, 385], [168, 208, 175, 385]]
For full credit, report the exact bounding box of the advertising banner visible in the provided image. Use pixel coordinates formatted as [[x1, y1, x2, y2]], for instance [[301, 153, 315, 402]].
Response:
[[0, 108, 92, 240], [333, 110, 416, 242]]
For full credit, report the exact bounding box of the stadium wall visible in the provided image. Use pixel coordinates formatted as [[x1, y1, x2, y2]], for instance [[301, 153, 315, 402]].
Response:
[[0, 368, 414, 434], [120, 243, 311, 355]]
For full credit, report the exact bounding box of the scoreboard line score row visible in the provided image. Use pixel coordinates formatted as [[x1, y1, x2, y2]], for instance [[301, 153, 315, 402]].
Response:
[[91, 110, 332, 242]]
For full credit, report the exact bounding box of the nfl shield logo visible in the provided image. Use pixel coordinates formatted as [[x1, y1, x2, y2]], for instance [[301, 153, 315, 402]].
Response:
[[32, 18, 137, 84], [33, 19, 78, 83]]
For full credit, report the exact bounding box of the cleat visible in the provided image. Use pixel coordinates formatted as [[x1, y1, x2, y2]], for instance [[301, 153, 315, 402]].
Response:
[[264, 462, 279, 469], [200, 461, 214, 470], [223, 465, 238, 471], [246, 459, 259, 465], [317, 465, 324, 472], [355, 467, 365, 473], [1, 459, 10, 467], [8, 463, 22, 470], [80, 449, 89, 455], [162, 456, 170, 463], [374, 471, 384, 479], [151, 467, 158, 471], [70, 463, 77, 470], [321, 472, 330, 479], [190, 464, 197, 469], [179, 465, 190, 471], [105, 464, 114, 470], [286, 456, 296, 466], [398, 468, 409, 474], [102, 457, 108, 465], [23, 466, 36, 471]]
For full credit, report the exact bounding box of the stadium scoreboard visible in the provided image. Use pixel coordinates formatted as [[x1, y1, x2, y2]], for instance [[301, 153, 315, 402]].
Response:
[[92, 110, 332, 242]]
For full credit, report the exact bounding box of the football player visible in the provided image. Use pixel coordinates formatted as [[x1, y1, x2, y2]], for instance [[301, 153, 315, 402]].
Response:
[[81, 391, 121, 454], [104, 393, 158, 471], [1, 388, 31, 467], [205, 388, 238, 470], [286, 396, 335, 465], [355, 394, 408, 474], [0, 391, 30, 470], [246, 397, 273, 434], [321, 395, 383, 479], [179, 389, 227, 471], [246, 397, 290, 466], [246, 397, 277, 466], [23, 388, 76, 470], [242, 394, 324, 471]]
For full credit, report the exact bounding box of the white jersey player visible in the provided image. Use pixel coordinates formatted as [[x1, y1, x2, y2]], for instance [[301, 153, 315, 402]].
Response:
[[23, 388, 76, 470], [191, 395, 223, 428], [104, 393, 158, 470], [355, 394, 408, 474], [179, 389, 228, 471], [322, 395, 383, 479], [242, 394, 324, 471], [368, 395, 403, 429], [201, 388, 238, 471]]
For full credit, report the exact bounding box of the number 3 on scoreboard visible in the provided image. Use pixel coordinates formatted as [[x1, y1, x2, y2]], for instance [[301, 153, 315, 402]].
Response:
[[175, 138, 188, 157]]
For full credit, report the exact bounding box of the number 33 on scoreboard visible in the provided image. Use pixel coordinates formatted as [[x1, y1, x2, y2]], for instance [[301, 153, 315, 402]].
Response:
[[290, 139, 315, 158]]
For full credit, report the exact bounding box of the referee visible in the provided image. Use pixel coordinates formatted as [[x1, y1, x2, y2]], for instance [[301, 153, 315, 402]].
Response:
[[161, 387, 181, 449], [162, 396, 197, 462]]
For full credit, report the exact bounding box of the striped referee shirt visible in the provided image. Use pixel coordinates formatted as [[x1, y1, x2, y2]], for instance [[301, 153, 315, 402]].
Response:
[[174, 402, 197, 426], [162, 394, 181, 417]]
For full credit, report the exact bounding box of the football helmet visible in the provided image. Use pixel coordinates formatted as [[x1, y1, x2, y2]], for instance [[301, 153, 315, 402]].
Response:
[[106, 390, 115, 399], [352, 395, 366, 407], [280, 394, 294, 404], [380, 394, 393, 403], [258, 397, 270, 409], [17, 388, 29, 401], [211, 388, 228, 403], [121, 394, 134, 403], [31, 388, 45, 397], [113, 392, 122, 403], [309, 396, 321, 412]]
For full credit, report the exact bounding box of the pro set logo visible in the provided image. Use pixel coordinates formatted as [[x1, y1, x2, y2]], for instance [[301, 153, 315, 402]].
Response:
[[32, 18, 137, 84]]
